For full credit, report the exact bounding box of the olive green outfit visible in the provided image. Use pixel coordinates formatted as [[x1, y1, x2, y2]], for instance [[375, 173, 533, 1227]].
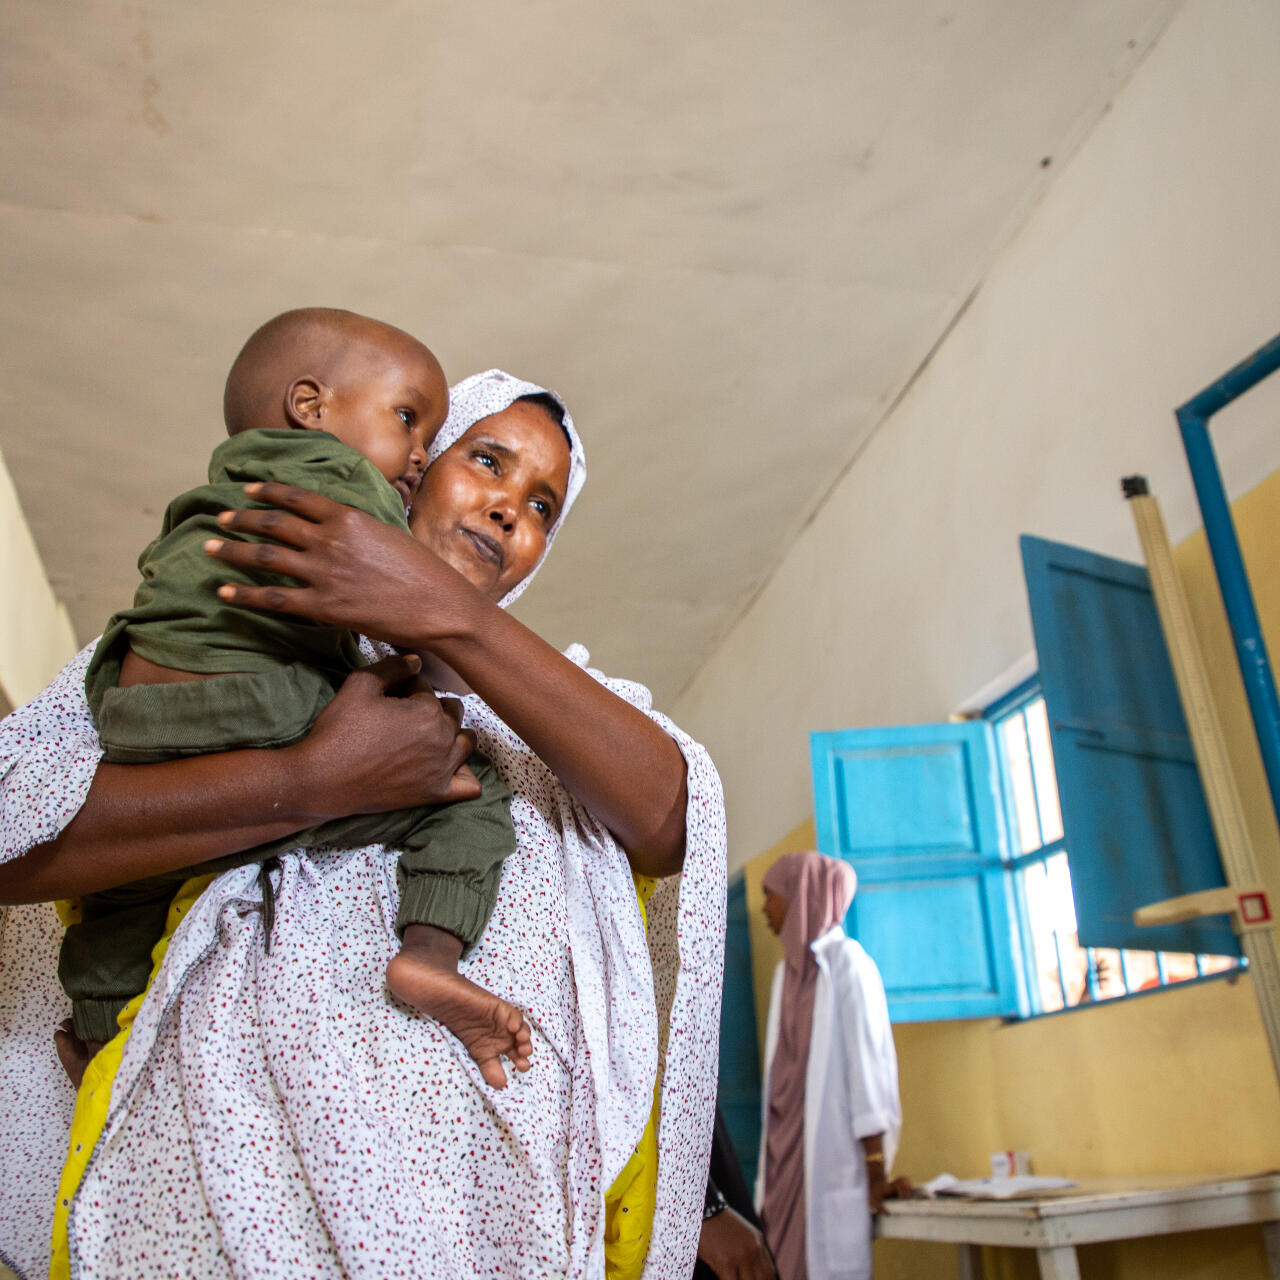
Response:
[[61, 429, 514, 1043]]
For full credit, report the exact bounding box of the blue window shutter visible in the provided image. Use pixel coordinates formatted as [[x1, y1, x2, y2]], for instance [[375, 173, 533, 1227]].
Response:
[[810, 723, 1025, 1022], [1020, 535, 1239, 957], [718, 875, 762, 1175]]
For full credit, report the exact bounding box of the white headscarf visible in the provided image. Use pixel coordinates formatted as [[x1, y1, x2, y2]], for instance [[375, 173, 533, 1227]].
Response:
[[427, 369, 587, 609]]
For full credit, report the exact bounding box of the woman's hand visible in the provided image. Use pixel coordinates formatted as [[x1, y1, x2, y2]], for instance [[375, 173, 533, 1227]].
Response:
[[0, 654, 480, 904], [866, 1166, 914, 1214], [287, 654, 482, 820], [863, 1134, 913, 1213], [205, 482, 689, 877], [204, 483, 467, 651], [697, 1208, 777, 1280]]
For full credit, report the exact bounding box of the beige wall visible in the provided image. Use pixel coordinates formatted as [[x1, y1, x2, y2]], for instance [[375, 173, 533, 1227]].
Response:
[[695, 3, 1280, 1275], [733, 462, 1280, 1280], [673, 0, 1280, 876]]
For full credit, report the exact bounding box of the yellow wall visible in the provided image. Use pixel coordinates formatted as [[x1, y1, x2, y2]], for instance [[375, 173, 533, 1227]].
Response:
[[1176, 470, 1280, 908], [737, 468, 1280, 1279], [0, 447, 76, 709]]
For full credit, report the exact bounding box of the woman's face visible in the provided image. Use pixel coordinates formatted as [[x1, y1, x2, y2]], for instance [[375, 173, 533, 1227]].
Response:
[[763, 889, 788, 936], [409, 399, 572, 603]]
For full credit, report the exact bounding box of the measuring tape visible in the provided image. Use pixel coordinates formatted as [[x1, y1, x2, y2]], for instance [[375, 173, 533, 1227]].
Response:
[[1124, 476, 1280, 1087]]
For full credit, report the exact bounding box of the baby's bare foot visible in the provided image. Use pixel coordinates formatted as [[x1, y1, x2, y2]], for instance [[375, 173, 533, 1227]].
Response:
[[386, 951, 533, 1089], [54, 1019, 103, 1089]]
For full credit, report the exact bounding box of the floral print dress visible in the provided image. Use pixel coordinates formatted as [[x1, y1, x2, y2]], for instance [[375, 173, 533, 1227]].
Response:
[[0, 639, 727, 1280]]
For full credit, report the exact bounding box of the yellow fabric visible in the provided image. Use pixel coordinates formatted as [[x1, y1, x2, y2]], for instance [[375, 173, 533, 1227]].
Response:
[[53, 899, 80, 927], [49, 873, 213, 1280], [603, 874, 661, 1280]]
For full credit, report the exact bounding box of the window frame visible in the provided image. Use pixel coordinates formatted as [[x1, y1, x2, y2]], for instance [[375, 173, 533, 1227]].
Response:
[[984, 676, 1243, 1019]]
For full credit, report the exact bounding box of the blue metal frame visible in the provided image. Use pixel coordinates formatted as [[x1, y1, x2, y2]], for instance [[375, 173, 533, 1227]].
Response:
[[718, 874, 762, 1173], [983, 673, 1042, 723], [988, 691, 1041, 1012], [1177, 332, 1280, 829]]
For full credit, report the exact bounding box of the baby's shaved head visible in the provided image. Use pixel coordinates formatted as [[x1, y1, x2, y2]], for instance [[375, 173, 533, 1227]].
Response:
[[223, 308, 441, 436]]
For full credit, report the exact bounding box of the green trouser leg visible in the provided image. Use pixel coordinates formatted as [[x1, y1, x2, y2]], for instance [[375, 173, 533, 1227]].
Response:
[[59, 874, 185, 1042], [296, 752, 514, 952], [67, 665, 515, 1041]]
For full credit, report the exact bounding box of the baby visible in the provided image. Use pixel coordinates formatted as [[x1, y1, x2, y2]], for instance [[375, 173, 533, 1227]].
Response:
[[58, 308, 532, 1089]]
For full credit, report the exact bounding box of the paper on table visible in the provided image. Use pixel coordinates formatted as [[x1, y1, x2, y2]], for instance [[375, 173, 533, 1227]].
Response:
[[922, 1173, 1079, 1200]]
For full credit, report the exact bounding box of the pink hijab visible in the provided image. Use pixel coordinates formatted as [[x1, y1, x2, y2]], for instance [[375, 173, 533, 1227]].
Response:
[[764, 851, 857, 978], [760, 851, 857, 1279]]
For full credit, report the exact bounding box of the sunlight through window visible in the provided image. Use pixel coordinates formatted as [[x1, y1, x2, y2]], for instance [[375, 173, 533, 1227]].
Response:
[[991, 690, 1240, 1014]]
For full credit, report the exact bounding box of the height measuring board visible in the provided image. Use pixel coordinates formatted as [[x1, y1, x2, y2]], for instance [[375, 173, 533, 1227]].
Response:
[[1123, 476, 1280, 1087]]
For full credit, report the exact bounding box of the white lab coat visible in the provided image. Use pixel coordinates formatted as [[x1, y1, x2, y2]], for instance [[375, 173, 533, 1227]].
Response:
[[755, 927, 901, 1280]]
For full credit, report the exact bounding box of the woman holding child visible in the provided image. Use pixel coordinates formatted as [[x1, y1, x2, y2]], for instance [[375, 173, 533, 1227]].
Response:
[[0, 359, 726, 1279]]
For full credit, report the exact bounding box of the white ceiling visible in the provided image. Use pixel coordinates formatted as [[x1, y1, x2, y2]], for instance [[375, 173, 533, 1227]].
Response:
[[0, 0, 1179, 704]]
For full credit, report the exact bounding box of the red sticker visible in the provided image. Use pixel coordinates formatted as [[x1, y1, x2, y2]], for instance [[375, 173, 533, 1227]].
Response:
[[1239, 892, 1272, 924]]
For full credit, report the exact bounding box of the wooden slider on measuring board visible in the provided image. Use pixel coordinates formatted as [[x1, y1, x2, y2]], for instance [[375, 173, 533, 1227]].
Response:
[[1134, 886, 1274, 933]]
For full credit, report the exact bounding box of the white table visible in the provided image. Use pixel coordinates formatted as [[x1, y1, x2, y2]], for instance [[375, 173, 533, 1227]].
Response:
[[877, 1172, 1280, 1279]]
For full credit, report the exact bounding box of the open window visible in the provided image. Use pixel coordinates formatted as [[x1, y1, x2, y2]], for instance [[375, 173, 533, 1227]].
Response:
[[810, 536, 1241, 1022]]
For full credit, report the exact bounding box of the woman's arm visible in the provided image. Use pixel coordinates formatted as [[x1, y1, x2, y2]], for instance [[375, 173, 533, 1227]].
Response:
[[431, 601, 689, 876], [204, 484, 689, 876], [0, 656, 482, 903], [860, 1134, 912, 1213]]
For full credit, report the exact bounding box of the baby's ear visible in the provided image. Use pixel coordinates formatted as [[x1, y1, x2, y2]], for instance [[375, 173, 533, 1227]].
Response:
[[285, 376, 330, 429]]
